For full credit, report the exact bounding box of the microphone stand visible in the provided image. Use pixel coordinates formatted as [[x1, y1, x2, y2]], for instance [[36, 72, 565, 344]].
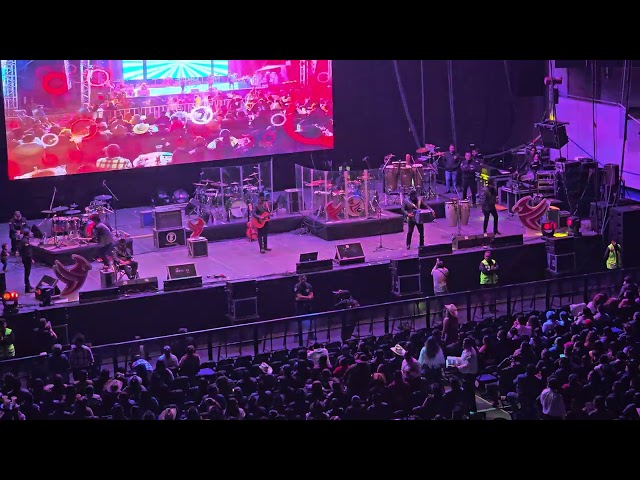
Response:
[[102, 181, 120, 238]]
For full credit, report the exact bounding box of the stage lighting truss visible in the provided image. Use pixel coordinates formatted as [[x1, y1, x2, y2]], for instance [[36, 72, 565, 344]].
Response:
[[190, 106, 214, 125]]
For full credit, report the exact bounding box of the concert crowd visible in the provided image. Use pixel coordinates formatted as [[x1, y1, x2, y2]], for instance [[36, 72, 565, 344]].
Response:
[[6, 79, 333, 179], [1, 276, 639, 420]]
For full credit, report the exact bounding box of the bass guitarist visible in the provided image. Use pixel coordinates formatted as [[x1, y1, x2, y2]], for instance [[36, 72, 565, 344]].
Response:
[[251, 192, 272, 253]]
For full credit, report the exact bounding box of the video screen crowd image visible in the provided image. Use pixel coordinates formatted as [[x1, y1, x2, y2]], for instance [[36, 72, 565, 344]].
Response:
[[2, 60, 333, 179]]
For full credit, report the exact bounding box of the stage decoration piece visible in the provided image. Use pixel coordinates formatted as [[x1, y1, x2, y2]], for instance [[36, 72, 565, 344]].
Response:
[[87, 67, 110, 87], [42, 72, 69, 95], [317, 72, 329, 83], [187, 217, 206, 239], [41, 133, 59, 147], [512, 195, 550, 231], [53, 254, 92, 297], [190, 106, 214, 125], [270, 113, 286, 127], [69, 118, 97, 144], [326, 200, 344, 221]]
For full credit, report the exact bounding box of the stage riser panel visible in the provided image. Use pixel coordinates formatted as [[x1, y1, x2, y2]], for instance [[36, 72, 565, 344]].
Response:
[[305, 215, 404, 241], [199, 215, 303, 242]]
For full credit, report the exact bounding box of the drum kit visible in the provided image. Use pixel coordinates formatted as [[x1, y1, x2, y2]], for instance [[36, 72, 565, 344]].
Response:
[[308, 173, 370, 221], [188, 168, 271, 223], [39, 194, 115, 247]]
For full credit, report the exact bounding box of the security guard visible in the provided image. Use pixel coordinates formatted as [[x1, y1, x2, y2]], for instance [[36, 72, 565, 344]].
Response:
[[0, 318, 16, 359], [604, 239, 622, 270], [479, 250, 499, 286]]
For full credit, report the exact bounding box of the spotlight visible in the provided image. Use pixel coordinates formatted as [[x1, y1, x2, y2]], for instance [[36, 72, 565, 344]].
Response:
[[2, 291, 19, 314], [36, 285, 54, 307], [541, 221, 556, 238], [567, 216, 582, 237]]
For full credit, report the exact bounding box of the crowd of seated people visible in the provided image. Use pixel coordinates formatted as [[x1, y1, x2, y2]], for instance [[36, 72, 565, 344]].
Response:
[[6, 82, 333, 179], [1, 276, 638, 420]]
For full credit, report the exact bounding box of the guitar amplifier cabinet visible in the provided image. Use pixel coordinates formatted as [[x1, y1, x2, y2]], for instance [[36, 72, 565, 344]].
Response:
[[153, 227, 186, 249]]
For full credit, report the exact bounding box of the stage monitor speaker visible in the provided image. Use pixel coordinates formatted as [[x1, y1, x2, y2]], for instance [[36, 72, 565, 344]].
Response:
[[538, 122, 569, 149], [335, 243, 365, 266], [608, 205, 640, 268], [34, 275, 61, 300], [0, 272, 5, 294], [603, 164, 620, 187], [117, 276, 159, 294], [452, 234, 491, 250], [167, 263, 197, 280], [100, 270, 117, 289], [164, 276, 203, 292], [187, 238, 209, 258], [296, 259, 333, 274], [154, 227, 186, 249], [390, 258, 420, 276], [226, 280, 258, 299], [299, 252, 318, 262], [490, 234, 524, 248], [418, 243, 453, 258], [154, 208, 183, 230], [79, 287, 121, 304]]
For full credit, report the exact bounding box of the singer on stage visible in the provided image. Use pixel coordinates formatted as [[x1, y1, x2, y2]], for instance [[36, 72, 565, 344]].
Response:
[[402, 189, 427, 249]]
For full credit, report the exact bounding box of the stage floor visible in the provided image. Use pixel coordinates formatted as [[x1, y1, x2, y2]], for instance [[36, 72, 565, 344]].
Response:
[[0, 185, 562, 308]]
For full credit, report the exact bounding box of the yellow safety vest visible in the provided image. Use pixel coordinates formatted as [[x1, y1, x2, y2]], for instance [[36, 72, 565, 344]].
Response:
[[0, 328, 15, 359], [606, 243, 620, 269], [480, 259, 498, 285]]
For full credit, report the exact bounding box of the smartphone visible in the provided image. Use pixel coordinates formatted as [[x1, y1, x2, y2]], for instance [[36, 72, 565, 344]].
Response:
[[559, 354, 566, 358]]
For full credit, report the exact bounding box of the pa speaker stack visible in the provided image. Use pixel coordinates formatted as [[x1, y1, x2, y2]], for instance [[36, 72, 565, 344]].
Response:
[[608, 204, 640, 268]]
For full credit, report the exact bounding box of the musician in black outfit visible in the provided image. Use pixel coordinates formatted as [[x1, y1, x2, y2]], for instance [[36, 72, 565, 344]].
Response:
[[91, 214, 115, 269], [252, 192, 271, 254], [461, 151, 479, 207], [401, 189, 426, 250], [114, 238, 138, 279], [481, 181, 501, 235], [19, 228, 34, 293], [9, 211, 28, 256]]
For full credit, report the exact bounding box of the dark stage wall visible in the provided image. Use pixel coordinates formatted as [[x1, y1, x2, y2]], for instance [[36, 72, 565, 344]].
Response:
[[0, 60, 545, 220]]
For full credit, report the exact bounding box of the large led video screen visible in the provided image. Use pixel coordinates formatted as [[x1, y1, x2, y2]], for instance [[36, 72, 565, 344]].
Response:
[[2, 60, 333, 180]]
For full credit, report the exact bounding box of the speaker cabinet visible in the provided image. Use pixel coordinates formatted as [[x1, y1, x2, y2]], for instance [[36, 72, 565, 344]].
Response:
[[296, 259, 334, 274], [163, 276, 203, 292], [390, 258, 420, 276], [547, 252, 576, 274], [79, 287, 120, 304], [603, 164, 620, 187], [117, 276, 159, 294], [226, 280, 257, 299], [538, 121, 569, 149], [335, 243, 365, 266], [154, 228, 187, 249], [153, 208, 183, 229], [34, 275, 61, 300], [418, 243, 453, 258], [187, 237, 209, 258], [226, 280, 258, 322], [490, 234, 524, 248]]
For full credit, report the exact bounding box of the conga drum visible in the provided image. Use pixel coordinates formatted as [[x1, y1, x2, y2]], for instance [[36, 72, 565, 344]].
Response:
[[412, 164, 424, 189], [459, 200, 470, 226], [399, 165, 414, 189], [445, 201, 458, 227], [384, 164, 399, 192]]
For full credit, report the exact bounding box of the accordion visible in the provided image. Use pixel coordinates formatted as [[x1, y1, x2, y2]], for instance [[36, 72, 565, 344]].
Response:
[[415, 208, 435, 224]]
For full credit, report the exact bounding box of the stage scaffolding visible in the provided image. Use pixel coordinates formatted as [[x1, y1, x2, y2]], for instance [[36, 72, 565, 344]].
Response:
[[1, 60, 18, 113]]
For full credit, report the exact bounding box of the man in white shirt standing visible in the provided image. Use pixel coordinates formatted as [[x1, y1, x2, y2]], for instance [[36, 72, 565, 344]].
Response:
[[457, 337, 479, 413], [539, 376, 566, 420], [431, 258, 449, 327], [157, 345, 179, 370]]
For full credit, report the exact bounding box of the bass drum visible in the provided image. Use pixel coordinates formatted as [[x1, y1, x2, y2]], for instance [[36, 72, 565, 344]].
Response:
[[346, 195, 365, 217], [226, 198, 248, 219], [81, 220, 95, 238]]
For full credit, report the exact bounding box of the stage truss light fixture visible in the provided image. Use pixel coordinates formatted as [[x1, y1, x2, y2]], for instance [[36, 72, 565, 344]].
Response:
[[567, 216, 582, 237], [2, 291, 19, 314], [541, 221, 556, 238]]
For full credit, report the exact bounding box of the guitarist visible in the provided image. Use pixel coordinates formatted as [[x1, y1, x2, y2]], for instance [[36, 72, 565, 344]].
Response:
[[252, 192, 271, 253], [401, 189, 426, 250]]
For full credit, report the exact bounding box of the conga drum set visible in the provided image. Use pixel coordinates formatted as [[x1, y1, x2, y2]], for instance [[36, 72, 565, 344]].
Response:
[[382, 147, 442, 204], [444, 198, 470, 236]]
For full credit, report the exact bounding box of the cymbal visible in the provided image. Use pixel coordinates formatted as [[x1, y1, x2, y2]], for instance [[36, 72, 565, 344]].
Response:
[[306, 180, 329, 187], [90, 200, 106, 206], [70, 203, 78, 208], [65, 210, 82, 215], [249, 172, 259, 176], [95, 195, 112, 201], [243, 177, 255, 182], [41, 210, 55, 215], [52, 206, 68, 212], [205, 188, 219, 193], [211, 182, 228, 187], [230, 182, 240, 186], [193, 183, 207, 187], [314, 190, 331, 195], [432, 152, 445, 157], [202, 179, 216, 183], [416, 147, 428, 154]]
